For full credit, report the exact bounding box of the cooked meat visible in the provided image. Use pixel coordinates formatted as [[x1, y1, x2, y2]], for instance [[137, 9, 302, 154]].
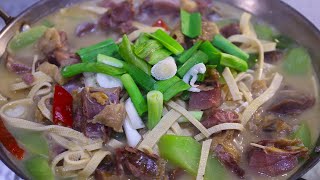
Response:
[[220, 23, 241, 38], [268, 90, 315, 115], [139, 0, 180, 16], [6, 55, 32, 75], [189, 87, 222, 110], [38, 62, 67, 85], [116, 147, 165, 178], [21, 73, 34, 85], [83, 122, 111, 142], [248, 139, 308, 177], [181, 0, 198, 13], [90, 92, 110, 106], [93, 103, 126, 132], [75, 22, 96, 37], [62, 79, 84, 94], [49, 50, 80, 68], [260, 118, 292, 134], [215, 144, 245, 178], [195, 21, 219, 41], [251, 80, 267, 97], [171, 24, 185, 47], [95, 155, 118, 180], [99, 1, 135, 34], [201, 109, 240, 128], [264, 51, 283, 64], [38, 28, 68, 54]]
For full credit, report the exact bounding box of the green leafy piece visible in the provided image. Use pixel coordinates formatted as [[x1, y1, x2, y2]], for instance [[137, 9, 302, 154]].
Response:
[[119, 35, 151, 75], [41, 20, 55, 28], [180, 9, 202, 38], [61, 62, 126, 78], [148, 29, 184, 55], [97, 54, 124, 68], [14, 131, 49, 157], [177, 40, 203, 64], [274, 35, 296, 50], [220, 53, 248, 72], [282, 47, 311, 75], [120, 74, 147, 116], [158, 135, 226, 180], [177, 50, 208, 77], [8, 25, 48, 52], [177, 111, 203, 123], [123, 63, 156, 91], [163, 80, 190, 101], [154, 76, 181, 93], [180, 91, 190, 101], [199, 40, 221, 65], [77, 39, 119, 63], [135, 33, 150, 47], [293, 122, 312, 149], [24, 156, 54, 180], [148, 48, 172, 65], [147, 91, 163, 129], [134, 39, 163, 59], [212, 34, 249, 60], [215, 19, 238, 28], [254, 23, 275, 41]]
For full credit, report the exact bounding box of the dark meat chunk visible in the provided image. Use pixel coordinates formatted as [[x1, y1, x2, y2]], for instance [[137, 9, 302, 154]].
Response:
[[220, 23, 241, 38], [99, 1, 135, 34], [189, 88, 222, 110], [215, 144, 245, 178], [251, 80, 267, 97], [195, 21, 219, 41], [264, 51, 283, 64], [260, 118, 292, 134], [248, 139, 308, 177], [268, 90, 315, 115], [139, 0, 180, 16], [202, 109, 240, 128], [75, 22, 96, 37], [38, 62, 67, 85], [116, 147, 165, 179], [6, 55, 31, 74], [95, 155, 119, 180], [93, 103, 126, 132], [83, 123, 111, 142], [21, 73, 35, 85], [82, 87, 121, 119]]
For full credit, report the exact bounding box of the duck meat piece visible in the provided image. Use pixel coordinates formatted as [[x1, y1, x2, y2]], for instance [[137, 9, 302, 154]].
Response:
[[95, 155, 119, 180], [268, 90, 315, 115], [83, 122, 111, 142], [38, 28, 68, 54], [139, 0, 180, 16], [220, 23, 241, 38], [189, 87, 222, 110], [82, 87, 121, 119], [63, 79, 84, 94], [195, 21, 219, 42], [21, 73, 35, 85], [75, 22, 96, 37], [6, 55, 32, 75], [116, 147, 166, 178], [264, 51, 283, 64], [93, 103, 126, 132], [38, 62, 67, 85], [215, 144, 245, 178], [201, 109, 240, 128], [99, 1, 135, 34], [248, 139, 308, 177]]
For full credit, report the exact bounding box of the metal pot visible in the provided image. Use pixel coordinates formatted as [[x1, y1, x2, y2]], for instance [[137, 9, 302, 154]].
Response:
[[0, 0, 319, 179]]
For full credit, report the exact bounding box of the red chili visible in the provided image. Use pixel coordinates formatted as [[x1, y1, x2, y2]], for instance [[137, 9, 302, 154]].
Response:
[[53, 85, 73, 127], [0, 119, 24, 160], [152, 18, 169, 31]]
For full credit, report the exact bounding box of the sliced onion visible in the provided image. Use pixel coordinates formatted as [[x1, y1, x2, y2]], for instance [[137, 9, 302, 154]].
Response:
[[125, 98, 145, 129], [96, 73, 123, 89], [123, 116, 142, 147], [151, 56, 177, 80], [4, 105, 26, 118]]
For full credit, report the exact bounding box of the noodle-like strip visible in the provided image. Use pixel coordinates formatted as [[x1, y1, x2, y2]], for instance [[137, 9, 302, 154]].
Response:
[[238, 82, 253, 102], [239, 12, 257, 38], [167, 101, 210, 137], [37, 93, 53, 121], [171, 122, 182, 135], [138, 109, 181, 150], [11, 71, 53, 91], [194, 123, 244, 141], [241, 73, 283, 125], [196, 139, 212, 180], [31, 55, 39, 74], [222, 67, 242, 101], [27, 81, 52, 98]]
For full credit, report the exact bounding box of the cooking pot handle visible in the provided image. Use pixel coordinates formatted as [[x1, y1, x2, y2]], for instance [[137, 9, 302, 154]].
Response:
[[0, 9, 14, 25]]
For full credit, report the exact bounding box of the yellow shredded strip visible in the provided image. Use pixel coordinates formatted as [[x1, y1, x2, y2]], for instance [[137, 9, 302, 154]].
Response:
[[239, 12, 257, 38], [238, 82, 253, 102], [241, 73, 283, 125], [196, 139, 213, 180], [222, 67, 242, 101], [194, 123, 244, 141], [171, 122, 182, 135], [37, 93, 53, 121], [138, 109, 181, 150]]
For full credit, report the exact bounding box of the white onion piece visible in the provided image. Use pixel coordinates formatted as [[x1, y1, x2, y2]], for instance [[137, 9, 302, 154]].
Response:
[[123, 116, 142, 147], [183, 63, 206, 92], [96, 73, 123, 89], [151, 56, 177, 80], [83, 73, 98, 87], [4, 105, 26, 118], [125, 98, 145, 129]]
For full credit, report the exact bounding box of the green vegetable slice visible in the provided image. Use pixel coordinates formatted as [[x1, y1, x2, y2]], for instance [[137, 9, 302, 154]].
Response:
[[158, 135, 226, 180], [220, 53, 248, 72], [148, 29, 184, 55], [199, 40, 221, 65], [177, 40, 203, 64], [134, 39, 163, 59], [119, 35, 151, 75], [162, 80, 190, 101], [8, 25, 48, 52], [282, 47, 311, 76], [97, 54, 124, 68], [14, 131, 49, 157], [254, 23, 275, 41], [120, 74, 147, 116], [123, 63, 156, 91], [148, 48, 172, 65], [77, 39, 119, 63], [293, 122, 312, 149], [180, 9, 202, 38], [177, 50, 208, 77], [147, 91, 163, 130], [24, 156, 54, 180]]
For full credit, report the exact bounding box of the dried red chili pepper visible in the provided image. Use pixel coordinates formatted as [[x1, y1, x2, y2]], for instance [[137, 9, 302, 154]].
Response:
[[53, 85, 73, 127]]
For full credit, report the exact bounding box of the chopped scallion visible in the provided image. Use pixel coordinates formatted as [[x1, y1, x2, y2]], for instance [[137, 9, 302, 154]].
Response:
[[199, 40, 221, 65], [180, 9, 202, 38], [177, 40, 203, 64], [123, 63, 156, 91], [97, 54, 124, 68], [147, 91, 163, 129], [220, 53, 248, 72], [148, 29, 184, 55], [177, 50, 208, 77]]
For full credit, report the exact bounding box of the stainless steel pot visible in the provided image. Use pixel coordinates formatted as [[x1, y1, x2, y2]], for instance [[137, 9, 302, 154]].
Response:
[[0, 0, 319, 179]]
